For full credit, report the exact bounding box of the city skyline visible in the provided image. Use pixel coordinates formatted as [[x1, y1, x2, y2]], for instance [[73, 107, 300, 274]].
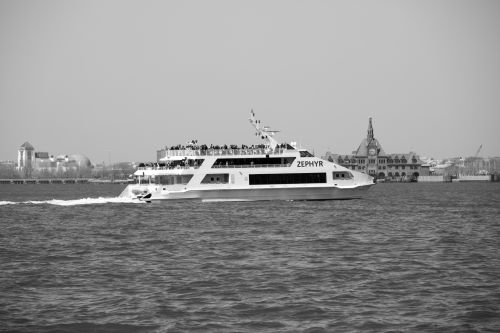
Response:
[[1, 0, 500, 163]]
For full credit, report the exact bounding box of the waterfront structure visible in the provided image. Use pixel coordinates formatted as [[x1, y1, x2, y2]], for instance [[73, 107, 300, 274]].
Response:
[[120, 111, 374, 201], [15, 142, 92, 177], [34, 154, 92, 172], [426, 155, 500, 178], [17, 142, 35, 172], [0, 160, 16, 168], [322, 118, 428, 181], [91, 162, 137, 180], [0, 160, 17, 179]]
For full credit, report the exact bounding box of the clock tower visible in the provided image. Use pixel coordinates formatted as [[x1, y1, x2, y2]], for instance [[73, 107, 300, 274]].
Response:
[[366, 117, 379, 157], [365, 117, 378, 175]]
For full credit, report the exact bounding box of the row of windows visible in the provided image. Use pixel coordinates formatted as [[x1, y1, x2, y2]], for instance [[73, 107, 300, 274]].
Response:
[[212, 157, 295, 167], [343, 162, 419, 167], [201, 173, 230, 184], [387, 165, 418, 170], [155, 175, 193, 185], [333, 171, 353, 179], [347, 165, 420, 171], [250, 173, 326, 185], [299, 151, 315, 157], [339, 159, 418, 164], [155, 171, 354, 186]]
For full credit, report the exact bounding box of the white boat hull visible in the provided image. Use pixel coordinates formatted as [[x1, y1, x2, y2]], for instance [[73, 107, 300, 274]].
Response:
[[121, 184, 373, 202]]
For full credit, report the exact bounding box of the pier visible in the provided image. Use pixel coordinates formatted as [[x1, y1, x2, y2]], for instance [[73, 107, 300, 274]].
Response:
[[0, 179, 132, 185]]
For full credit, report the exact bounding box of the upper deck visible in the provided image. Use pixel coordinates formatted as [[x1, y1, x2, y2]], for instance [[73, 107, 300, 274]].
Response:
[[157, 146, 295, 160]]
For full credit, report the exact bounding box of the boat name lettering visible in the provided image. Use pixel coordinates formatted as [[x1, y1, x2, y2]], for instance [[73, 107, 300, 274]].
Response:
[[297, 160, 323, 167]]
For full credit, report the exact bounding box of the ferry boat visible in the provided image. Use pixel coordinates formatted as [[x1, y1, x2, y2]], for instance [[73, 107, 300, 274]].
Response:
[[120, 111, 374, 202]]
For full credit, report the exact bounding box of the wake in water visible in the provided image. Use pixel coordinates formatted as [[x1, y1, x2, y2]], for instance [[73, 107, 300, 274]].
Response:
[[0, 197, 145, 206]]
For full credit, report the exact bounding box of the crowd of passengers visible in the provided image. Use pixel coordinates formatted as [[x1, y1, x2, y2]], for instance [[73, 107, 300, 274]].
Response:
[[166, 142, 291, 150], [138, 162, 166, 168], [136, 143, 293, 168], [138, 160, 199, 168]]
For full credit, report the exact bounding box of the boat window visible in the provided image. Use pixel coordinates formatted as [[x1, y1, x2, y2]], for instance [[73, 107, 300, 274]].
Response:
[[249, 173, 326, 185], [212, 157, 295, 168], [155, 174, 193, 185], [299, 151, 314, 157], [333, 171, 353, 179], [201, 173, 230, 184]]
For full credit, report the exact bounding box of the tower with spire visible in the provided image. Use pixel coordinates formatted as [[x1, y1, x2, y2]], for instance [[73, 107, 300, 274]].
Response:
[[353, 118, 385, 157], [367, 117, 374, 140]]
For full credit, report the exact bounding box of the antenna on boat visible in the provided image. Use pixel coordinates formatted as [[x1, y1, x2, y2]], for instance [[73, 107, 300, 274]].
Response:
[[248, 110, 279, 151]]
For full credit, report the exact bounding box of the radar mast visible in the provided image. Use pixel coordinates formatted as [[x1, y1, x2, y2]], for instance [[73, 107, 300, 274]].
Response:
[[248, 110, 279, 151]]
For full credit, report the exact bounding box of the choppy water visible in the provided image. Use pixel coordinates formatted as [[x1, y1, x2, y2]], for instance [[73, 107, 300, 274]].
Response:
[[1, 183, 499, 332]]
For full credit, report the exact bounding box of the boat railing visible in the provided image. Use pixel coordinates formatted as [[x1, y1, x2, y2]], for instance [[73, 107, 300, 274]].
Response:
[[212, 163, 292, 169], [160, 148, 288, 158], [137, 163, 292, 170], [137, 165, 201, 171]]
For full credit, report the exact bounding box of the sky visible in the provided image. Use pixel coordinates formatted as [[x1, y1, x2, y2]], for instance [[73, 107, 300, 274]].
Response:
[[1, 0, 499, 163]]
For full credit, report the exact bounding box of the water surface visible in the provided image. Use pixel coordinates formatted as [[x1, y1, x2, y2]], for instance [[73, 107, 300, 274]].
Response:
[[1, 183, 499, 332]]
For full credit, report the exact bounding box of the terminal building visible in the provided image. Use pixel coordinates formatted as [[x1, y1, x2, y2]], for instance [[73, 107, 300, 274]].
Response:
[[16, 141, 92, 177], [323, 118, 429, 181]]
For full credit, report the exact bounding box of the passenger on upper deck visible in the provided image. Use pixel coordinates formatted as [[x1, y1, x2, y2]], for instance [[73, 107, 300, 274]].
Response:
[[165, 141, 293, 151]]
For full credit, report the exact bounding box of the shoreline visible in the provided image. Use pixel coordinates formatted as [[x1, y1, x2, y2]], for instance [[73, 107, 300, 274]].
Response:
[[0, 179, 132, 185]]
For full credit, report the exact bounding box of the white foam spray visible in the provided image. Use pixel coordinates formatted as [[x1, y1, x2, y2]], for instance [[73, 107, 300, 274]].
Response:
[[0, 197, 145, 206]]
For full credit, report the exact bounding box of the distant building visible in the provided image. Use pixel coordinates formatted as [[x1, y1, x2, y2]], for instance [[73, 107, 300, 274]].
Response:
[[17, 141, 35, 171], [35, 152, 49, 159], [323, 118, 429, 181], [0, 160, 18, 178], [430, 156, 500, 176], [35, 154, 92, 172], [16, 142, 92, 176], [0, 160, 16, 168]]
